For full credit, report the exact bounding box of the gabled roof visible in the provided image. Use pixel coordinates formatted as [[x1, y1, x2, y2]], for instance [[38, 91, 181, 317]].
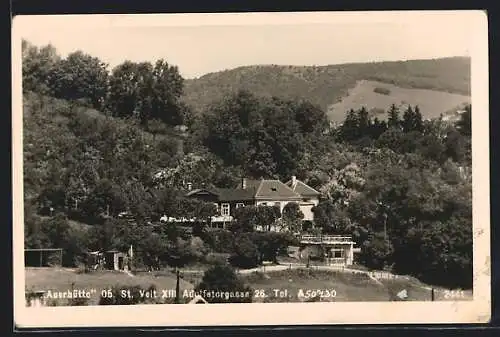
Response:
[[254, 180, 302, 200], [213, 187, 255, 202], [243, 179, 262, 190], [185, 179, 306, 202], [185, 187, 255, 202], [185, 188, 218, 197], [285, 179, 321, 197]]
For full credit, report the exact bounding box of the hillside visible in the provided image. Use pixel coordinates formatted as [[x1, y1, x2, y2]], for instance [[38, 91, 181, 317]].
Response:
[[328, 80, 471, 123], [182, 57, 471, 120], [22, 91, 187, 206]]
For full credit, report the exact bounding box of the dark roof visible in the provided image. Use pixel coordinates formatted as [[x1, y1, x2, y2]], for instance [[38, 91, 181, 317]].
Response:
[[213, 187, 256, 202], [185, 187, 255, 202], [285, 179, 321, 197], [185, 188, 218, 197], [244, 179, 262, 190], [255, 180, 302, 200], [186, 179, 305, 202]]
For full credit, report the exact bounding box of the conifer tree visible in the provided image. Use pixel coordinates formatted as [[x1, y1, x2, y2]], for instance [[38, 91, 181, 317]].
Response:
[[402, 105, 414, 133], [387, 104, 401, 129]]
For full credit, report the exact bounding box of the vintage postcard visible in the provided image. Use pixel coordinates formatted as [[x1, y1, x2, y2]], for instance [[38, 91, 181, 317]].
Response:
[[12, 11, 490, 327]]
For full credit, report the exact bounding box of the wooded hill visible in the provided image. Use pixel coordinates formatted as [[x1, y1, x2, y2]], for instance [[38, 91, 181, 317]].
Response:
[[182, 57, 471, 120]]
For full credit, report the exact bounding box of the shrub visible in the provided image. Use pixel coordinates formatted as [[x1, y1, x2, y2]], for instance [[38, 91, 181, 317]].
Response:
[[204, 252, 230, 265], [229, 235, 260, 269], [373, 87, 391, 95], [195, 264, 253, 303], [202, 230, 234, 253]]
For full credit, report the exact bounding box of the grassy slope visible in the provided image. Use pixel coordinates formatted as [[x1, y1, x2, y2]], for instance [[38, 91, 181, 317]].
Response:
[[25, 266, 473, 305], [182, 57, 471, 120], [241, 269, 473, 303], [25, 268, 194, 305], [327, 80, 471, 122]]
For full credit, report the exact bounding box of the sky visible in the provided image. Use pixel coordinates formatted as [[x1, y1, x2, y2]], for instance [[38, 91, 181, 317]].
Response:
[[14, 11, 481, 79]]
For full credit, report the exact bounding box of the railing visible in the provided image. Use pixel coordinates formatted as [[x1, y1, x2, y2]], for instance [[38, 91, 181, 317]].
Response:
[[326, 257, 346, 265], [159, 215, 233, 223], [211, 215, 233, 222], [298, 235, 354, 244]]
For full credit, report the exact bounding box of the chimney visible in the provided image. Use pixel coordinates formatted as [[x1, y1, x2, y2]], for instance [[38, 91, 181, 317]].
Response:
[[291, 176, 297, 188], [242, 178, 247, 189], [187, 182, 192, 191]]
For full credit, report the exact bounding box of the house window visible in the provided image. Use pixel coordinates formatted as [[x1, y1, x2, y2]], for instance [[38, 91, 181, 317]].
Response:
[[332, 249, 344, 258], [221, 203, 230, 216], [213, 203, 219, 214], [236, 203, 245, 209]]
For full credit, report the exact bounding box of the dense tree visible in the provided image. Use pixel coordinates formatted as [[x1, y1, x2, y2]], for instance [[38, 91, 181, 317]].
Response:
[[106, 59, 186, 126], [456, 104, 472, 137], [356, 106, 370, 135], [202, 91, 328, 180], [401, 105, 424, 133], [106, 61, 152, 118], [229, 234, 260, 268], [195, 264, 253, 303], [282, 202, 304, 233], [369, 117, 388, 139], [230, 205, 280, 233], [49, 50, 109, 109], [387, 104, 401, 129], [292, 99, 329, 134], [144, 59, 186, 125], [358, 232, 394, 270], [312, 200, 352, 235], [22, 40, 61, 95], [339, 109, 359, 141]]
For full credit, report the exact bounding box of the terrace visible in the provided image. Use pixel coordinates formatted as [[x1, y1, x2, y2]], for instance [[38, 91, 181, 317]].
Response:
[[297, 234, 356, 245]]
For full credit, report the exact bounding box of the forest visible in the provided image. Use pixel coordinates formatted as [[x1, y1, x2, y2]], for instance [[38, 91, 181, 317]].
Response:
[[22, 40, 472, 289]]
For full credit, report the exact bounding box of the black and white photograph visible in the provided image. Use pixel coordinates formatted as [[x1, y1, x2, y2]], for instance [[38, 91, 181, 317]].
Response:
[[12, 11, 490, 327]]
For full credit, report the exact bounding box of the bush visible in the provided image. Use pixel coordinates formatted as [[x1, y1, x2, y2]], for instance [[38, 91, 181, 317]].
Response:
[[202, 230, 234, 253], [373, 87, 391, 95], [358, 233, 394, 270], [229, 235, 259, 269], [195, 264, 253, 303], [204, 253, 230, 265]]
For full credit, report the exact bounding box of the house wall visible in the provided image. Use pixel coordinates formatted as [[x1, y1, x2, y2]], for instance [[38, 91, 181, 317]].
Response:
[[217, 200, 254, 216], [299, 198, 319, 221], [255, 200, 302, 213], [298, 245, 323, 259], [257, 198, 319, 221]]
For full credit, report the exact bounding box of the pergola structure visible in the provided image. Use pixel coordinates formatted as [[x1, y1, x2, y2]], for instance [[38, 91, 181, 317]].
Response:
[[25, 248, 63, 267]]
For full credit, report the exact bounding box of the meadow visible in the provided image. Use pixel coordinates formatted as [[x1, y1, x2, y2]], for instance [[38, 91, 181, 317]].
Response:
[[327, 80, 471, 123]]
